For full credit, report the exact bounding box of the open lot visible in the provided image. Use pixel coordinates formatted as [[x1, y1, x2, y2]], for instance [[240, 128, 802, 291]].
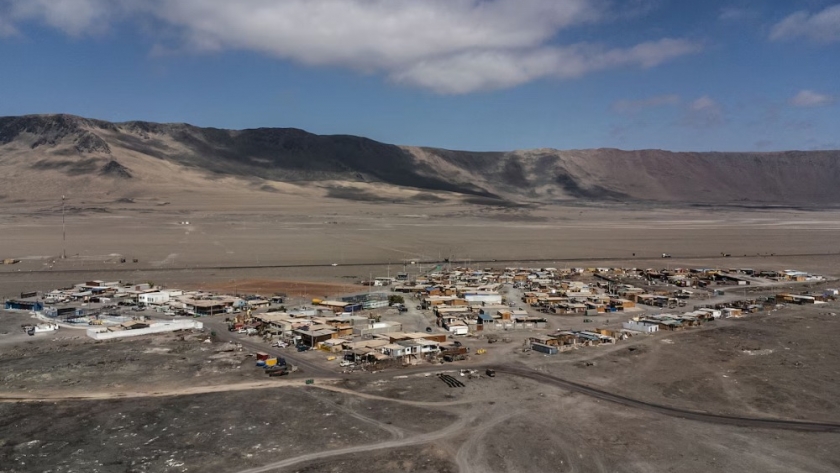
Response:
[[3, 370, 839, 473], [2, 200, 840, 472], [3, 197, 840, 297], [525, 304, 840, 422]]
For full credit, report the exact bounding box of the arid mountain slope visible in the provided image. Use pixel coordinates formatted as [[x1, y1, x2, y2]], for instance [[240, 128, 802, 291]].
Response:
[[1, 114, 838, 206]]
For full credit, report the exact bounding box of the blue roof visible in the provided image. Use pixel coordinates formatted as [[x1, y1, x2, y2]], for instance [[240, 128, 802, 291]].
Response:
[[478, 313, 494, 321]]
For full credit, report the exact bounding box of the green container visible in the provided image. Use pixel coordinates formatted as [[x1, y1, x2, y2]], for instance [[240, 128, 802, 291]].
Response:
[[305, 379, 314, 385]]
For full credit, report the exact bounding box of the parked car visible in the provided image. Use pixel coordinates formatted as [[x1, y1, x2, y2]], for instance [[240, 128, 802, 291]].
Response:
[[296, 345, 309, 352], [339, 360, 353, 367]]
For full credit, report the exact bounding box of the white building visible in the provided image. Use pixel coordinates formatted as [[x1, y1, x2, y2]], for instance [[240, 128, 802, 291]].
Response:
[[138, 292, 171, 305], [622, 320, 659, 333], [447, 321, 469, 336], [697, 308, 722, 319]]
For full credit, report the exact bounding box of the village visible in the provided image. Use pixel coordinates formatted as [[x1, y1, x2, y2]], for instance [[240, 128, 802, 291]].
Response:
[[3, 263, 835, 375]]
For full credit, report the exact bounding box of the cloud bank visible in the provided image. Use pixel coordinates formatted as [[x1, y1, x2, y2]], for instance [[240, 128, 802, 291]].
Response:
[[0, 0, 702, 93], [770, 4, 840, 43], [789, 90, 836, 107]]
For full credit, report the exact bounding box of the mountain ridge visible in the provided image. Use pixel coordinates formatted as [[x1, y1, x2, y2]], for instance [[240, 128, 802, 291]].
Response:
[[1, 113, 838, 206]]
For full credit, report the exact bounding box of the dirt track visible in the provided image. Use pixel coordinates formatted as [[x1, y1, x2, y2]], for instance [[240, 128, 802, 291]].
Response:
[[496, 366, 840, 433], [0, 380, 472, 408], [235, 415, 471, 473], [4, 363, 838, 434]]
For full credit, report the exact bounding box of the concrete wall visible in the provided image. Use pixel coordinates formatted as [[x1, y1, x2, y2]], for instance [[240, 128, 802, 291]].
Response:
[[355, 322, 403, 337], [87, 320, 203, 340]]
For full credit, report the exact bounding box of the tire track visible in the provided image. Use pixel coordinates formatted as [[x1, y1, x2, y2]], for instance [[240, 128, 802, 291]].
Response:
[[497, 366, 840, 433], [454, 411, 519, 473], [301, 388, 405, 440], [0, 380, 472, 408], [235, 415, 472, 473]]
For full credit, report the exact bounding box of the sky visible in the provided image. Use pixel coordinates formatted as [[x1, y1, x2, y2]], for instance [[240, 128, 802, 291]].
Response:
[[0, 0, 838, 152]]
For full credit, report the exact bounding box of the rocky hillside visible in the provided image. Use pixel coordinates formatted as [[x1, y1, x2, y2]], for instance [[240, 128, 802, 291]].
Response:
[[1, 114, 838, 206]]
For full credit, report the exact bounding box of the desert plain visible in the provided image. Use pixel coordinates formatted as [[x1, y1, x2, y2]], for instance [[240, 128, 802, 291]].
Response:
[[1, 190, 839, 473]]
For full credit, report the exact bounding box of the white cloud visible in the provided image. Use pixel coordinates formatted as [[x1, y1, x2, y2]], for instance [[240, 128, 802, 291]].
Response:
[[0, 16, 17, 37], [611, 94, 680, 113], [393, 38, 700, 94], [789, 89, 836, 107], [719, 7, 756, 22], [769, 4, 840, 42], [681, 95, 724, 128], [0, 0, 703, 94], [690, 96, 718, 111], [5, 0, 127, 36]]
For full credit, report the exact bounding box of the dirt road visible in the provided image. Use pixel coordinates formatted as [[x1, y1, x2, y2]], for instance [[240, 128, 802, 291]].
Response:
[[0, 379, 474, 408], [454, 411, 519, 473], [234, 415, 471, 473], [497, 366, 840, 433], [3, 360, 837, 433]]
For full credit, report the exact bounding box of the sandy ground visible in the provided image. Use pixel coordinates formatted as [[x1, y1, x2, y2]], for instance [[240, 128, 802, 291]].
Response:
[[2, 199, 840, 472], [4, 373, 837, 473], [530, 304, 840, 423], [201, 279, 363, 299], [2, 197, 840, 298]]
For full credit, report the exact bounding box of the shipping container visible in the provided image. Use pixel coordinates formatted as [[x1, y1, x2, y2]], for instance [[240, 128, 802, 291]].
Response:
[[531, 343, 559, 355], [256, 352, 270, 361]]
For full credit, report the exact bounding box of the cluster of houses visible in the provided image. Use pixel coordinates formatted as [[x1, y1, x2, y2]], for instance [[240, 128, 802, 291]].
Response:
[[241, 312, 465, 366], [391, 268, 553, 335], [5, 265, 834, 362], [527, 302, 769, 355], [3, 280, 286, 320], [599, 266, 825, 287]]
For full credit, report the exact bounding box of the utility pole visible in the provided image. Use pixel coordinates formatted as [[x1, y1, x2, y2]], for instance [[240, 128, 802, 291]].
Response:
[[61, 195, 66, 259]]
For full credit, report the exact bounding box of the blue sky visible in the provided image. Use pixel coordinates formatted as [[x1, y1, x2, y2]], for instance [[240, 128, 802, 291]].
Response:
[[0, 0, 838, 152]]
